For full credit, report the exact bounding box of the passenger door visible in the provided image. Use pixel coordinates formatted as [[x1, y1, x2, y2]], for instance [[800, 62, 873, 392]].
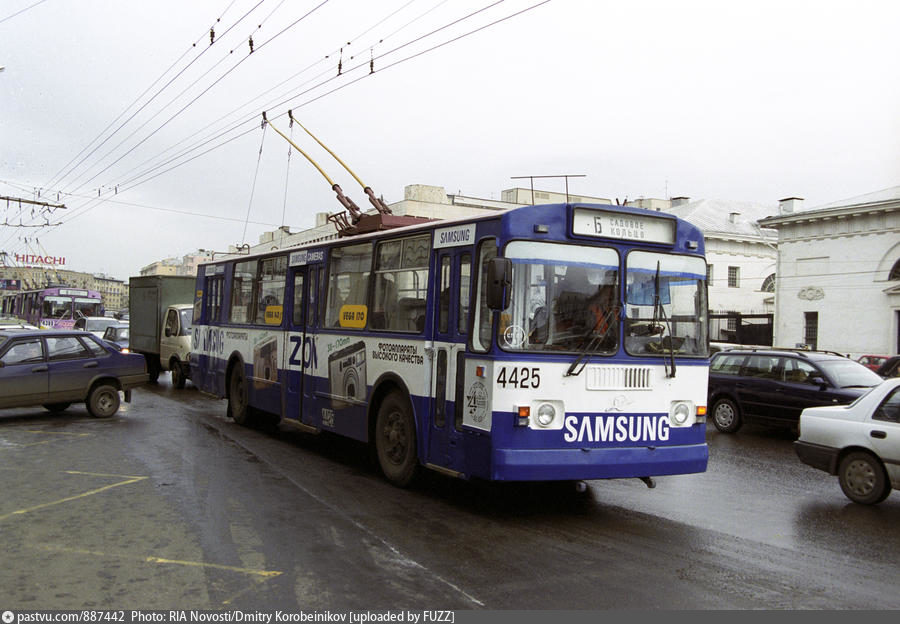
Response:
[[428, 248, 472, 473], [286, 267, 310, 425], [44, 335, 99, 403], [0, 337, 48, 408]]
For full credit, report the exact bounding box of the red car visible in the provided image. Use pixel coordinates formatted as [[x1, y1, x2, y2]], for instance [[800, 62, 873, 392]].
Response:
[[857, 354, 890, 371]]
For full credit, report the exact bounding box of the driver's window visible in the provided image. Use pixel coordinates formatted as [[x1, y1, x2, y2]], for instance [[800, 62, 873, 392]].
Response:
[[2, 338, 44, 364], [164, 309, 178, 336]]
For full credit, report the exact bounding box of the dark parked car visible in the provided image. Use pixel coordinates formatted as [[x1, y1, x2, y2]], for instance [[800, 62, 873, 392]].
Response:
[[102, 323, 130, 352], [708, 348, 883, 433], [0, 329, 148, 418]]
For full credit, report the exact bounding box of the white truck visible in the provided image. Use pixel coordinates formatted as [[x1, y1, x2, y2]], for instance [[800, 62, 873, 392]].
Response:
[[128, 275, 195, 388]]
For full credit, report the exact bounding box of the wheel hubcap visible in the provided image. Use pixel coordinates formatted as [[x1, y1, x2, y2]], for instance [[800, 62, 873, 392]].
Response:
[[715, 404, 734, 427], [845, 460, 876, 496]]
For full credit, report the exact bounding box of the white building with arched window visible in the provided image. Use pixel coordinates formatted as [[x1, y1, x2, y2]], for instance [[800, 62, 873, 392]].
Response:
[[759, 186, 900, 356]]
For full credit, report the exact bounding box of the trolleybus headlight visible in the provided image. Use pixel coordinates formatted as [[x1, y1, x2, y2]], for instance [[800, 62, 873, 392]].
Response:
[[670, 401, 692, 426], [537, 403, 556, 427]]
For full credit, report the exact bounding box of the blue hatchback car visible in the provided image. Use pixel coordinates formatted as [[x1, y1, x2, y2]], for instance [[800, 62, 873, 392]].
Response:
[[0, 328, 148, 418]]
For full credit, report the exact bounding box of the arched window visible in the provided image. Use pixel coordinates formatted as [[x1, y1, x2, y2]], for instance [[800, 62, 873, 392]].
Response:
[[890, 259, 900, 281], [761, 273, 776, 292]]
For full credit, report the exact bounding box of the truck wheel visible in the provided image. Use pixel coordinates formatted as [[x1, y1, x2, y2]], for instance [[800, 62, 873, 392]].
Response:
[[146, 355, 160, 383], [171, 360, 186, 389], [88, 384, 120, 418], [228, 364, 251, 426], [375, 391, 419, 487]]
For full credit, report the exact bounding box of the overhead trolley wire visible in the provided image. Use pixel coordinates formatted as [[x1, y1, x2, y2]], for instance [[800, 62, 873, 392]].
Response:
[[61, 0, 331, 197], [47, 0, 268, 193], [10, 0, 554, 240]]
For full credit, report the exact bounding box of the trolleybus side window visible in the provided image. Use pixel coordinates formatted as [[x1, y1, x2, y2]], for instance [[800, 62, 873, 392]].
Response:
[[292, 272, 305, 327], [205, 276, 224, 323], [307, 267, 318, 328], [458, 253, 471, 335], [256, 255, 287, 326], [438, 255, 451, 334], [325, 242, 373, 329], [371, 233, 430, 333], [472, 238, 497, 353], [230, 259, 257, 324]]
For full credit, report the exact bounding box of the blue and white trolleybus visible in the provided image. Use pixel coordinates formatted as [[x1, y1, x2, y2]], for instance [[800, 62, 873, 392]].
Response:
[[190, 201, 709, 487]]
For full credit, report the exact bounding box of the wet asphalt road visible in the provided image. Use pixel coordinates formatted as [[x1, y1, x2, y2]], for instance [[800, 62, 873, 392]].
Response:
[[1, 376, 898, 610]]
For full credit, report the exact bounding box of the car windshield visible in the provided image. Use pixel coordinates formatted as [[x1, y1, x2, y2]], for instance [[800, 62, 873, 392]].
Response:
[[497, 241, 620, 353], [819, 360, 883, 388]]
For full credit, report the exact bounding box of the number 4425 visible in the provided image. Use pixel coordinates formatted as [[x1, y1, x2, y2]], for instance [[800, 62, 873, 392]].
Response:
[[496, 366, 541, 389]]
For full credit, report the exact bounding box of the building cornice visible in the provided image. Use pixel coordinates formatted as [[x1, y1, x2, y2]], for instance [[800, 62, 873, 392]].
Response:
[[759, 199, 899, 228]]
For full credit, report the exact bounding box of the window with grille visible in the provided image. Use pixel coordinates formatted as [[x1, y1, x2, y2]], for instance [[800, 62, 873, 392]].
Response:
[[728, 266, 740, 288]]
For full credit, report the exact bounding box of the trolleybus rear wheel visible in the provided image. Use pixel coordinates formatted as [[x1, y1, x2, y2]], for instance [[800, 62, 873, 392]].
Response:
[[375, 392, 419, 487], [228, 364, 251, 425]]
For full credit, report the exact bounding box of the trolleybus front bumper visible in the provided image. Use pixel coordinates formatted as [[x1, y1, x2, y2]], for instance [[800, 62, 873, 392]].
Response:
[[491, 443, 709, 481]]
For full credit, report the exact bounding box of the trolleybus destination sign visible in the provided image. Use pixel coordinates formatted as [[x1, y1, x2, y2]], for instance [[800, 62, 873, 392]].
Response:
[[572, 208, 675, 244]]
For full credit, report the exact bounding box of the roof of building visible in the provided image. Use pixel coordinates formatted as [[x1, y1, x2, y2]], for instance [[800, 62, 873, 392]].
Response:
[[804, 185, 900, 212], [665, 198, 779, 240]]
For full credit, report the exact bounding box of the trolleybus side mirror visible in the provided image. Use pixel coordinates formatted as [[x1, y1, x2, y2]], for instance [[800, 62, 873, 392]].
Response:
[[487, 257, 512, 310]]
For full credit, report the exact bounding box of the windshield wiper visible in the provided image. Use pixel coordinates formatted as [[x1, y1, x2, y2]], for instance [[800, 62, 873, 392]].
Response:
[[652, 262, 676, 378], [565, 306, 619, 377]]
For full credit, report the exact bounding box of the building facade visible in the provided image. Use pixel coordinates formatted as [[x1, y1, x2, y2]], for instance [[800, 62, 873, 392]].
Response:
[[760, 187, 900, 357]]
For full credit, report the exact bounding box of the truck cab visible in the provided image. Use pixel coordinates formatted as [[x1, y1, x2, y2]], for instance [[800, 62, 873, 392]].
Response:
[[161, 304, 193, 388]]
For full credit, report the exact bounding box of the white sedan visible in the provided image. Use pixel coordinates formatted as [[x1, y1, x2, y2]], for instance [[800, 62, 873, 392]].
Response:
[[795, 377, 900, 505]]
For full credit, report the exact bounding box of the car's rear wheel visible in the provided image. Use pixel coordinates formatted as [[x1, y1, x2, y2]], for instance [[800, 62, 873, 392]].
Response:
[[87, 384, 120, 418], [838, 451, 891, 505], [43, 403, 71, 413], [711, 397, 742, 433]]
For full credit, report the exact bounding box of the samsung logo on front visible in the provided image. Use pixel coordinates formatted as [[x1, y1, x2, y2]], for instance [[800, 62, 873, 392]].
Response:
[[563, 414, 670, 443]]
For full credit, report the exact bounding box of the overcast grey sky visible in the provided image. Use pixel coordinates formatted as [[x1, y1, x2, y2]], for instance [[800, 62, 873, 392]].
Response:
[[1, 0, 898, 279]]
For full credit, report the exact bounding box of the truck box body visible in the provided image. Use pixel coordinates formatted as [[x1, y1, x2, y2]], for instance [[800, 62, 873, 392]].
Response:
[[129, 276, 195, 356]]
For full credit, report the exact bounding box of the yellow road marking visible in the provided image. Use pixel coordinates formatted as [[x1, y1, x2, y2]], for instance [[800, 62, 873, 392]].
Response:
[[36, 544, 282, 578], [0, 473, 147, 521]]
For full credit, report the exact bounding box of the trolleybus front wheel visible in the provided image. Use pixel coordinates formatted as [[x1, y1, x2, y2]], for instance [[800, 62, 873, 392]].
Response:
[[375, 392, 419, 487]]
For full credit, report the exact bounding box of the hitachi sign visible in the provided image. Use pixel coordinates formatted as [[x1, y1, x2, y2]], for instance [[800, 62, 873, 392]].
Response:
[[13, 253, 66, 266]]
